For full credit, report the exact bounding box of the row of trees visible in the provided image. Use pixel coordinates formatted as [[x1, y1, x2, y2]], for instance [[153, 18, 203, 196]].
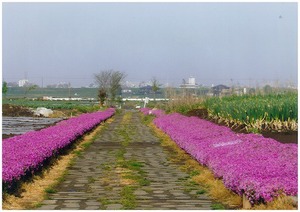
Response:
[[2, 70, 160, 103], [2, 81, 38, 98], [94, 70, 161, 106]]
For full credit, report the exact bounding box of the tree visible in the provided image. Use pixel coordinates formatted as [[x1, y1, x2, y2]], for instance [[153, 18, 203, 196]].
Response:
[[263, 85, 273, 94], [110, 71, 126, 102], [98, 88, 107, 106], [94, 70, 126, 105], [151, 77, 160, 101], [94, 70, 112, 106], [2, 81, 8, 98], [24, 84, 38, 97]]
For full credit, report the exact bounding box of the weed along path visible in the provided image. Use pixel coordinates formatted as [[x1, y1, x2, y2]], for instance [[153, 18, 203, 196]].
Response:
[[38, 111, 214, 210]]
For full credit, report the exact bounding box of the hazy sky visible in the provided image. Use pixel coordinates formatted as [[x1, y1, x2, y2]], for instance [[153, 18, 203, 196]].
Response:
[[2, 2, 298, 87]]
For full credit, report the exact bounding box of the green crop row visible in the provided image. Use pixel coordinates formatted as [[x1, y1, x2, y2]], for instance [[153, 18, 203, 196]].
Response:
[[203, 93, 297, 123], [2, 99, 101, 112]]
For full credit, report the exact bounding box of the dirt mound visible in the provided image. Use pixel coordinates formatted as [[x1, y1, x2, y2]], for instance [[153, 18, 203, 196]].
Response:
[[2, 104, 34, 117], [186, 108, 209, 119], [187, 108, 297, 144]]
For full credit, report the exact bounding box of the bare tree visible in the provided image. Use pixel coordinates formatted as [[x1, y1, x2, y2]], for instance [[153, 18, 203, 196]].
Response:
[[94, 70, 112, 90], [24, 84, 38, 97], [98, 88, 107, 106], [94, 70, 112, 106], [94, 70, 126, 105], [110, 71, 126, 102], [151, 77, 161, 101]]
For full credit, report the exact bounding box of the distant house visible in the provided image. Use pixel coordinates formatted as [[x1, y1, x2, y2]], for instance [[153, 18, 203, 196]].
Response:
[[212, 84, 230, 96], [139, 85, 152, 95], [18, 79, 29, 87], [180, 77, 198, 88], [122, 89, 132, 93]]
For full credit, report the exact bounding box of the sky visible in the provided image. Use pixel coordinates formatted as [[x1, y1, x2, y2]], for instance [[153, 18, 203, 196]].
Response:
[[2, 2, 298, 88]]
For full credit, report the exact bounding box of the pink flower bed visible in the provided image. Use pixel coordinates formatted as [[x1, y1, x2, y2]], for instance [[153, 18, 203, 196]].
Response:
[[140, 108, 151, 115], [153, 113, 297, 204], [140, 108, 165, 117], [2, 108, 115, 184]]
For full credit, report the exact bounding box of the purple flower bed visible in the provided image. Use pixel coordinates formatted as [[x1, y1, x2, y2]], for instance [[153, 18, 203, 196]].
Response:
[[140, 108, 151, 115], [153, 113, 297, 203], [2, 108, 115, 184], [140, 108, 165, 117]]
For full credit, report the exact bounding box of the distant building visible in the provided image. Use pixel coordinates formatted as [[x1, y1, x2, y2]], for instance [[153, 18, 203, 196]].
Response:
[[122, 89, 132, 93], [139, 85, 152, 95], [18, 79, 29, 87], [46, 82, 70, 88], [124, 81, 138, 88], [57, 82, 70, 88], [212, 84, 230, 96], [139, 81, 151, 88], [180, 76, 198, 88], [188, 77, 196, 86]]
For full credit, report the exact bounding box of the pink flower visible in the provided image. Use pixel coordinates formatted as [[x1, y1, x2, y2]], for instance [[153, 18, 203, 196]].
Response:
[[153, 113, 298, 203], [2, 108, 115, 184]]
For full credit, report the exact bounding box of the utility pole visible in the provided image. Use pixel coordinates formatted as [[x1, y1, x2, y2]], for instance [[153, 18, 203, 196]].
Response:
[[41, 77, 44, 97], [68, 82, 71, 100]]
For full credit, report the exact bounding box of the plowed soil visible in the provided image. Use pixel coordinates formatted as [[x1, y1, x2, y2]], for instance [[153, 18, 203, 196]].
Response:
[[2, 104, 34, 117]]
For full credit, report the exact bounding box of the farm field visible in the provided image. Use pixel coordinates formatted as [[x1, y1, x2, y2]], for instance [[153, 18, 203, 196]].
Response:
[[3, 86, 165, 99], [2, 100, 103, 139], [2, 116, 63, 139], [203, 93, 298, 144], [203, 93, 297, 132], [3, 99, 100, 111], [2, 94, 298, 210], [162, 93, 298, 144], [3, 87, 99, 99]]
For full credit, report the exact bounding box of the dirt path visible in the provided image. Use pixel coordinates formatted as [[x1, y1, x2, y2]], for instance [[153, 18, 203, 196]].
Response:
[[38, 111, 213, 210]]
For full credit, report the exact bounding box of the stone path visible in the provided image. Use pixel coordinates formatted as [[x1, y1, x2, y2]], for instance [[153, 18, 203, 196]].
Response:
[[38, 111, 213, 210]]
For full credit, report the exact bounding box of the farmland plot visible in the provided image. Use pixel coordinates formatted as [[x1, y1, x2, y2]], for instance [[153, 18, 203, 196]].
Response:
[[203, 93, 297, 132], [2, 117, 63, 138]]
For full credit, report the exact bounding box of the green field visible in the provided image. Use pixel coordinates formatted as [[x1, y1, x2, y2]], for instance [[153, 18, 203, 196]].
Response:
[[204, 93, 298, 123], [4, 87, 99, 98], [3, 87, 167, 99], [2, 98, 98, 109]]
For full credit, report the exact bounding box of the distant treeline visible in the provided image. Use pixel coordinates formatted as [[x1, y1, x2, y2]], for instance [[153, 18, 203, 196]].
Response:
[[3, 87, 166, 99], [4, 87, 99, 98], [3, 86, 297, 99]]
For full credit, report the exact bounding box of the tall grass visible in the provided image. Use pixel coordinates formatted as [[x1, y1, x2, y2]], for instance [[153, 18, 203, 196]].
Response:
[[158, 88, 205, 114]]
